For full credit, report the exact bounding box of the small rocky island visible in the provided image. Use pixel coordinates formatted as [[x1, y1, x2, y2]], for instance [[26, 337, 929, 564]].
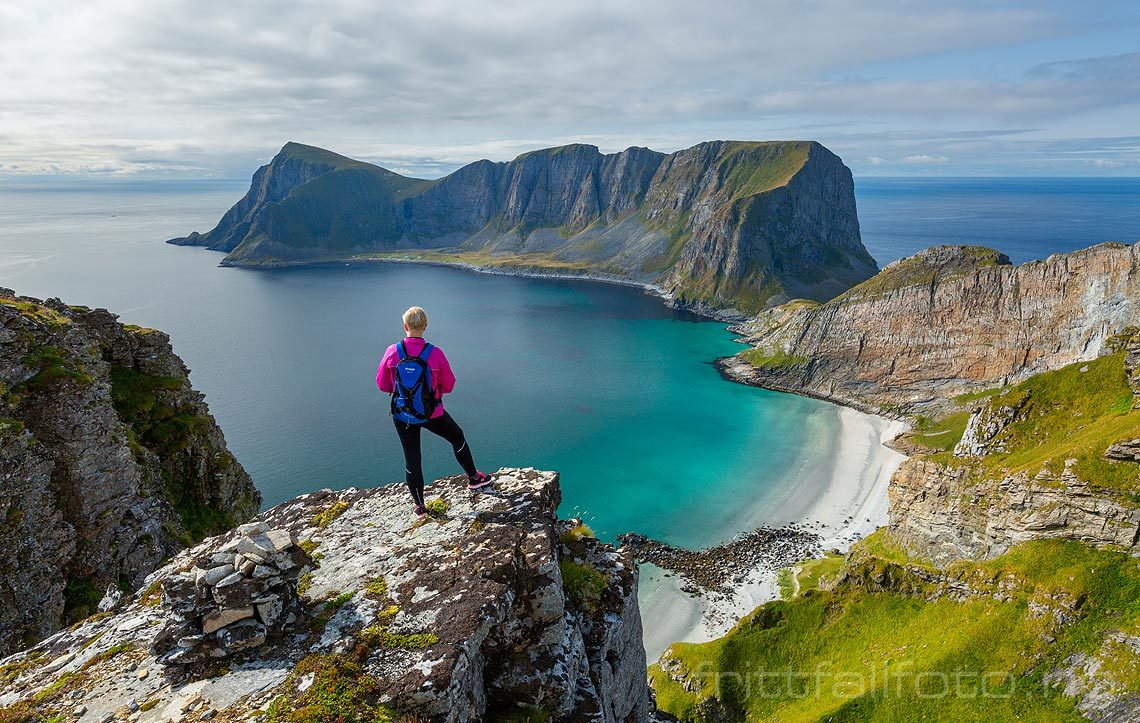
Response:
[[0, 469, 652, 722]]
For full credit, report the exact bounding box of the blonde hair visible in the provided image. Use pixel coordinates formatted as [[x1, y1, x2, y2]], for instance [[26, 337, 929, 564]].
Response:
[[402, 306, 428, 334]]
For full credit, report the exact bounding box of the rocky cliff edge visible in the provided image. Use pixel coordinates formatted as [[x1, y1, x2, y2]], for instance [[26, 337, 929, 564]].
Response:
[[0, 468, 653, 723], [0, 290, 260, 657]]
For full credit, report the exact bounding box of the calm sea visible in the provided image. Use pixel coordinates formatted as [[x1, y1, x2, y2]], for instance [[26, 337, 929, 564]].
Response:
[[857, 177, 1140, 265], [0, 179, 833, 549], [0, 176, 1135, 548]]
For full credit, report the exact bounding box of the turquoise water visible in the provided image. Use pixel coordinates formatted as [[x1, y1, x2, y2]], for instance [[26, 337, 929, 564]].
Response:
[[3, 176, 1135, 550], [0, 180, 831, 549]]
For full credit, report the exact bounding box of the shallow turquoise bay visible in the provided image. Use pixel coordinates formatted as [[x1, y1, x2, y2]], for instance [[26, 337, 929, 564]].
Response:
[[0, 180, 836, 549]]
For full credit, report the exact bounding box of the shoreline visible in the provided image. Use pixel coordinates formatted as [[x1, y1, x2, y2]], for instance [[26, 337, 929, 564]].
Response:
[[637, 403, 907, 662], [212, 245, 903, 662], [217, 252, 748, 322]]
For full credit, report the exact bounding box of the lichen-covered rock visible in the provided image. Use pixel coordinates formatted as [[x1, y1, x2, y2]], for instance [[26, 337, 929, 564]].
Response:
[[888, 458, 1140, 565], [0, 289, 259, 656], [1045, 631, 1140, 722], [723, 243, 1140, 415], [0, 468, 653, 723], [151, 525, 309, 666]]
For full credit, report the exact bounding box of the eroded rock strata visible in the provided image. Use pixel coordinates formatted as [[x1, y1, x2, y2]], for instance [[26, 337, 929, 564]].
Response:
[[721, 243, 1140, 414], [169, 140, 876, 314], [0, 469, 653, 722], [0, 290, 259, 656]]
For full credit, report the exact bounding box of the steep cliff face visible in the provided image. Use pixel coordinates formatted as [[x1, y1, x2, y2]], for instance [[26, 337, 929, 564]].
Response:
[[889, 458, 1140, 566], [169, 140, 875, 314], [0, 290, 259, 656], [885, 347, 1140, 567], [0, 469, 653, 723], [721, 243, 1140, 414]]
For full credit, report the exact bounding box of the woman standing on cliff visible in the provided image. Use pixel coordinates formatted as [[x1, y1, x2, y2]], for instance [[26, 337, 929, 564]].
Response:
[[376, 306, 493, 516]]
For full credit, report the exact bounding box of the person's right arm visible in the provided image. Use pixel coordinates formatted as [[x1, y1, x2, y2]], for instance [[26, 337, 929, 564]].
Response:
[[376, 345, 397, 393]]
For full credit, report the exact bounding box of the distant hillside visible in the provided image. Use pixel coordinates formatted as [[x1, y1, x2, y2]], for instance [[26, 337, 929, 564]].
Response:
[[719, 242, 1140, 413], [169, 140, 876, 314]]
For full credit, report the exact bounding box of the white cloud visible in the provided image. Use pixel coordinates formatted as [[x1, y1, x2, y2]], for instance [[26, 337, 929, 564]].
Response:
[[0, 0, 1136, 177], [902, 154, 950, 164], [867, 156, 886, 165]]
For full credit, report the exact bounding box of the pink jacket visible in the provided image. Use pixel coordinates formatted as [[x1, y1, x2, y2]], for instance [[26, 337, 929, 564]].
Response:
[[376, 337, 456, 419]]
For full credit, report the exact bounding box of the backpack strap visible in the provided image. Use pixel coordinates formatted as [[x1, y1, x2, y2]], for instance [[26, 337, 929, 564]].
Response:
[[417, 343, 434, 361], [396, 341, 408, 361]]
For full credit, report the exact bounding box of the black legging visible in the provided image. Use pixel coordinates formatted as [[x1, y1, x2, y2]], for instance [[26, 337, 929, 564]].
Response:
[[393, 411, 478, 506]]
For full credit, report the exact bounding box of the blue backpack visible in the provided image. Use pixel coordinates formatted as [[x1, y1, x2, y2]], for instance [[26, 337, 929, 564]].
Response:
[[390, 341, 438, 424]]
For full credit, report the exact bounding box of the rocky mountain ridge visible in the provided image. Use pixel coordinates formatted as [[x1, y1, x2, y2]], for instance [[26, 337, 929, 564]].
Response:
[[720, 242, 1140, 414], [0, 290, 260, 656], [0, 469, 654, 723], [169, 140, 876, 314]]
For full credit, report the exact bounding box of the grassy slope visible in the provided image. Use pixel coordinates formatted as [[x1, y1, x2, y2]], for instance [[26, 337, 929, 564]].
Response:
[[653, 353, 1140, 720], [899, 351, 1140, 499], [652, 537, 1140, 722]]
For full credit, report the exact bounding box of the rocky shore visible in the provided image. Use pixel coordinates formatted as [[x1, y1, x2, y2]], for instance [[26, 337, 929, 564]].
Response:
[[618, 526, 821, 596], [311, 254, 748, 322]]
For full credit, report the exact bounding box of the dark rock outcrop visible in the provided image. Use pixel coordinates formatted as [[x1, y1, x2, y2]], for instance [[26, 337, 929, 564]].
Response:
[[0, 290, 259, 656], [0, 469, 653, 722], [721, 243, 1140, 415], [169, 140, 876, 314]]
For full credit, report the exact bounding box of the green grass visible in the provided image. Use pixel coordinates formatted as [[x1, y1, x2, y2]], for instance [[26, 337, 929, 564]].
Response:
[[16, 346, 93, 393], [266, 651, 395, 723], [424, 498, 449, 516], [904, 353, 1140, 499], [559, 558, 608, 612], [652, 538, 1139, 722], [0, 297, 71, 328], [313, 501, 350, 528], [791, 553, 845, 596], [740, 348, 808, 370], [365, 577, 388, 598], [714, 141, 811, 201], [559, 522, 596, 544], [899, 410, 972, 453], [359, 626, 439, 650], [973, 353, 1140, 496], [775, 568, 795, 599], [840, 245, 1008, 301], [850, 528, 934, 569]]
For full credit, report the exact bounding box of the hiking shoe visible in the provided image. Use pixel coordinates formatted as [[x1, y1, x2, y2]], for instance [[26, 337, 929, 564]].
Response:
[[413, 504, 428, 517], [467, 471, 493, 490]]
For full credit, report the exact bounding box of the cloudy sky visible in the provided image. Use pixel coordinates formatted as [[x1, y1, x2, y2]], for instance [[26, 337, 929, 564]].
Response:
[[2, 0, 1139, 179]]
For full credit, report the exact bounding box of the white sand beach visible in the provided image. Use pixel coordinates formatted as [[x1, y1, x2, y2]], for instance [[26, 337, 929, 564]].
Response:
[[638, 404, 908, 662]]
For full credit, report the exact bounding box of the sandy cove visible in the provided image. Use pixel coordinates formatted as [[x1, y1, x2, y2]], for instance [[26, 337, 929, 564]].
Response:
[[636, 405, 908, 662]]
